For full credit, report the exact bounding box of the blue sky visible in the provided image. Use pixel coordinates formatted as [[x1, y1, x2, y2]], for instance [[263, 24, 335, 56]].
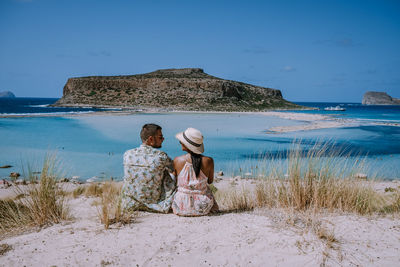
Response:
[[0, 0, 399, 102]]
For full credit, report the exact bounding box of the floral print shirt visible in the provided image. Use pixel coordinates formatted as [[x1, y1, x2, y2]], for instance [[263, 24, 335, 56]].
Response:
[[121, 144, 176, 213]]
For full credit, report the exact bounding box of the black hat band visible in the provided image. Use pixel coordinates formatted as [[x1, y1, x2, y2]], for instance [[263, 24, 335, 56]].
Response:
[[183, 132, 201, 147]]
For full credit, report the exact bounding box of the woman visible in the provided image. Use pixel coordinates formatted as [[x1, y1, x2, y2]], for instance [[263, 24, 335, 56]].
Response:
[[172, 127, 218, 216]]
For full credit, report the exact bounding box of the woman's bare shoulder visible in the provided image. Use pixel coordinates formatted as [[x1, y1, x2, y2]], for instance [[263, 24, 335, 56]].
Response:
[[174, 154, 188, 164], [201, 155, 214, 164]]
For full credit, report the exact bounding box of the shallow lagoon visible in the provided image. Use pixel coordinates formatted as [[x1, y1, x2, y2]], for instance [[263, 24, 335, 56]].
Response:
[[1, 113, 399, 180]]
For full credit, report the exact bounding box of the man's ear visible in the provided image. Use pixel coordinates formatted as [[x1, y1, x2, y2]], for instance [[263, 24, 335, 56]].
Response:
[[146, 136, 154, 145]]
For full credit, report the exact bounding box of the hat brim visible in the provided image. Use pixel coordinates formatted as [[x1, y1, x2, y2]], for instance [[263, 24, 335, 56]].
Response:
[[175, 132, 204, 154]]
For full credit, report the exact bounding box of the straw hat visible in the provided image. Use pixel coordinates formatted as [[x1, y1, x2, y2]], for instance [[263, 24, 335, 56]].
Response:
[[175, 127, 204, 154]]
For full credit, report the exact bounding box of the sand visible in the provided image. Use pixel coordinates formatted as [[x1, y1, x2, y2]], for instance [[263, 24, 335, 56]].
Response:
[[259, 112, 352, 133], [0, 109, 352, 135], [1, 179, 400, 267], [3, 108, 400, 134]]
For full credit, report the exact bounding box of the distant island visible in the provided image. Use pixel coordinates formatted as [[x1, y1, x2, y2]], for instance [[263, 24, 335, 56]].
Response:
[[362, 91, 400, 105], [54, 68, 301, 111], [0, 91, 16, 98]]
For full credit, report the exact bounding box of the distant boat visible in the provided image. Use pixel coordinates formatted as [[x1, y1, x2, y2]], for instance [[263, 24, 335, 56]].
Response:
[[324, 105, 346, 111]]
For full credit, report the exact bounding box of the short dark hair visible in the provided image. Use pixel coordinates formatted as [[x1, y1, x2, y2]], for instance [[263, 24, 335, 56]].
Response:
[[140, 123, 162, 142]]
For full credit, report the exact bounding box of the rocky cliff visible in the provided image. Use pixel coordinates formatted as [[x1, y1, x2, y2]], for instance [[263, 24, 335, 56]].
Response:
[[362, 91, 400, 105], [55, 68, 300, 111], [0, 91, 16, 98]]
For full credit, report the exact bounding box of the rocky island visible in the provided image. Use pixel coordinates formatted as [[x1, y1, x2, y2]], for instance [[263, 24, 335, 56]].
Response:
[[362, 91, 400, 105], [54, 68, 300, 111], [0, 91, 16, 98]]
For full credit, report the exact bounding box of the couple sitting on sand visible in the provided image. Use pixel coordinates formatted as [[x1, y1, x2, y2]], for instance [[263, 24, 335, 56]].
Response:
[[121, 123, 218, 216]]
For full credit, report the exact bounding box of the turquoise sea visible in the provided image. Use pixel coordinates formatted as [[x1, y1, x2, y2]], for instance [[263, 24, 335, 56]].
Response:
[[1, 98, 399, 180]]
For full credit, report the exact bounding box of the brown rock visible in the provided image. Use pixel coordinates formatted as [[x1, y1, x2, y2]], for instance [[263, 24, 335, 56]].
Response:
[[0, 179, 11, 188], [54, 68, 300, 111], [0, 165, 12, 168], [9, 172, 20, 178], [362, 91, 400, 105]]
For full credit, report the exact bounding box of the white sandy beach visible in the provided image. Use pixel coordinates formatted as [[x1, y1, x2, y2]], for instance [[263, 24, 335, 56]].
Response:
[[262, 111, 400, 132], [0, 109, 353, 134], [1, 179, 400, 267], [259, 112, 350, 133]]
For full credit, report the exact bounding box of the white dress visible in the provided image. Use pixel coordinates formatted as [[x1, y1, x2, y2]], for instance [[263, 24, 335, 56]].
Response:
[[172, 162, 215, 216]]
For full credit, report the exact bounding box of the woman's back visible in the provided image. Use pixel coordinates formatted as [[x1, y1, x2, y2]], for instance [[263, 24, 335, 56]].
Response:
[[177, 162, 208, 191], [172, 155, 215, 216], [173, 154, 214, 184]]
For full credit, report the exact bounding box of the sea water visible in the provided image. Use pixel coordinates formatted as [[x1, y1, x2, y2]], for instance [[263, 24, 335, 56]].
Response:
[[0, 97, 114, 115], [292, 102, 400, 123], [0, 98, 399, 180]]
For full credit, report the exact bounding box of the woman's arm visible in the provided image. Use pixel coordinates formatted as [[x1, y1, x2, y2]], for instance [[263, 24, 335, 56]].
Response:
[[173, 156, 186, 177], [172, 157, 179, 177], [207, 157, 214, 184]]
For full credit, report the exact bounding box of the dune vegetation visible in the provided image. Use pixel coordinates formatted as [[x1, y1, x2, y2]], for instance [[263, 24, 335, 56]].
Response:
[[0, 156, 69, 236], [1, 141, 399, 238], [215, 141, 400, 215]]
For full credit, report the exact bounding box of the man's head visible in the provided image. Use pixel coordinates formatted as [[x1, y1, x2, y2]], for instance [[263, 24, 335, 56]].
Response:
[[141, 123, 164, 148]]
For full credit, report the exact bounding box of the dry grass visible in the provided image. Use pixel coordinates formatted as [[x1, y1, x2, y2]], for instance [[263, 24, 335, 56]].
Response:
[[72, 186, 86, 198], [0, 243, 13, 256], [217, 141, 398, 215], [0, 156, 69, 235], [316, 225, 338, 248], [69, 181, 137, 229], [381, 190, 400, 213], [70, 183, 103, 198], [255, 176, 385, 215], [215, 186, 255, 212], [0, 198, 31, 232], [94, 182, 137, 229], [85, 183, 103, 198]]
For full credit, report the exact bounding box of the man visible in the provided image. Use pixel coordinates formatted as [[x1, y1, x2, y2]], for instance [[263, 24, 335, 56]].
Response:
[[121, 123, 176, 213]]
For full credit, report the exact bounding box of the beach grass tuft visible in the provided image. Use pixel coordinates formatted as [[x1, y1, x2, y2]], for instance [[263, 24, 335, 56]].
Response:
[[71, 183, 105, 199], [0, 155, 69, 235], [253, 141, 385, 214], [381, 189, 400, 213], [84, 183, 103, 198], [215, 186, 255, 212], [0, 243, 13, 256], [72, 186, 86, 198], [0, 198, 31, 233], [218, 141, 398, 215], [95, 181, 137, 229]]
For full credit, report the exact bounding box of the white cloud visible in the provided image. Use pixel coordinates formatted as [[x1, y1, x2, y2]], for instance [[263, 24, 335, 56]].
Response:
[[87, 51, 112, 57], [281, 66, 296, 72]]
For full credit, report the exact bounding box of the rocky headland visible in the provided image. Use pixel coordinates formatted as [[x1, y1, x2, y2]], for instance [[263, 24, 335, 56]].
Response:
[[0, 91, 16, 98], [54, 68, 300, 111], [362, 91, 400, 105]]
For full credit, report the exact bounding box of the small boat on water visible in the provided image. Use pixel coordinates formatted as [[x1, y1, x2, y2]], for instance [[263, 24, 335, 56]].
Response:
[[324, 105, 346, 111]]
